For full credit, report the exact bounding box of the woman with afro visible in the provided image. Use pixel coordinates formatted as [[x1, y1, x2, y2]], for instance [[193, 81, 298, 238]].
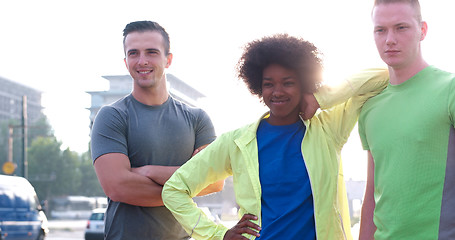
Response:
[[163, 34, 388, 240]]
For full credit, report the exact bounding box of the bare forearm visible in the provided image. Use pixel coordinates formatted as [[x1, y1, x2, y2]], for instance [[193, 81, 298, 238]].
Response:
[[359, 152, 376, 240], [110, 173, 166, 206], [132, 144, 211, 186], [132, 165, 179, 186], [300, 93, 320, 120], [359, 192, 376, 240], [94, 153, 168, 207]]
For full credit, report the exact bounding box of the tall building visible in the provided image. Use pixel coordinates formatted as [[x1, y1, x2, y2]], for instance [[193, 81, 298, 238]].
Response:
[[86, 73, 206, 129], [0, 76, 43, 123]]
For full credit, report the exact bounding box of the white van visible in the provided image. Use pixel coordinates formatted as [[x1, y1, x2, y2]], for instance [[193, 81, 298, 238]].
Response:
[[0, 174, 49, 240]]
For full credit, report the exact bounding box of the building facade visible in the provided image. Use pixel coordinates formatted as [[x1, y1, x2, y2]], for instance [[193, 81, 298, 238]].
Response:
[[0, 76, 43, 123], [0, 76, 43, 176]]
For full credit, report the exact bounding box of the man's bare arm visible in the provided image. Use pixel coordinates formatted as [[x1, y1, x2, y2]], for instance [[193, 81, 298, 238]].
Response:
[[133, 144, 224, 196], [94, 153, 166, 207], [359, 151, 376, 240], [131, 165, 179, 186]]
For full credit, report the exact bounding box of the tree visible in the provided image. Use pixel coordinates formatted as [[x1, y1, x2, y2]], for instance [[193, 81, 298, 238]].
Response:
[[77, 151, 105, 196], [0, 116, 52, 176], [27, 136, 63, 201], [1, 115, 105, 203]]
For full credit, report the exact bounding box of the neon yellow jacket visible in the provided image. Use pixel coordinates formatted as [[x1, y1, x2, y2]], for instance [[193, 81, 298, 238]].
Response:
[[163, 68, 389, 240]]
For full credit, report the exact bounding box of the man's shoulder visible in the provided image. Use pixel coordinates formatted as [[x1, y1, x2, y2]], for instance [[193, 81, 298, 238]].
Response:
[[94, 95, 133, 122], [427, 66, 455, 80], [169, 97, 208, 117], [423, 67, 455, 93], [170, 97, 201, 109], [100, 94, 131, 110]]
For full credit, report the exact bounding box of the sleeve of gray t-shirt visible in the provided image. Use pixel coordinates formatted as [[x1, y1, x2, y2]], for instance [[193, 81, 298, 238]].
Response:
[[193, 108, 217, 149], [90, 105, 128, 162]]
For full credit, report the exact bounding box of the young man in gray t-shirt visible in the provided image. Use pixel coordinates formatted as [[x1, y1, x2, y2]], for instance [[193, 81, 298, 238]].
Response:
[[91, 20, 222, 240]]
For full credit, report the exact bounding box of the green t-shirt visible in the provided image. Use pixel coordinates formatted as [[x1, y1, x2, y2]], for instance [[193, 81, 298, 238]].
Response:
[[359, 66, 455, 239]]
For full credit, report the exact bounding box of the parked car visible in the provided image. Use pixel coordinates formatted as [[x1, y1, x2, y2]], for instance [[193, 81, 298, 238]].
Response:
[[0, 174, 49, 240], [84, 208, 106, 240]]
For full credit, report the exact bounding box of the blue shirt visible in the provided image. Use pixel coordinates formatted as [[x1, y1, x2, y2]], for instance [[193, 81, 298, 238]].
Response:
[[256, 119, 315, 240]]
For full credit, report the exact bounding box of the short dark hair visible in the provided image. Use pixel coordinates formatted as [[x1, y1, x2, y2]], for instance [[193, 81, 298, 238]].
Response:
[[122, 20, 171, 55], [373, 0, 422, 22], [237, 33, 323, 98]]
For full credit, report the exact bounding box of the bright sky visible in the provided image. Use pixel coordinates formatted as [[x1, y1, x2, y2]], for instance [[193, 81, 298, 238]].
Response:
[[1, 0, 454, 180]]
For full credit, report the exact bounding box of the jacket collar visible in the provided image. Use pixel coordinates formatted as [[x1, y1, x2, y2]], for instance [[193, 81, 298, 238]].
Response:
[[239, 111, 310, 141], [235, 112, 269, 147], [235, 112, 310, 146]]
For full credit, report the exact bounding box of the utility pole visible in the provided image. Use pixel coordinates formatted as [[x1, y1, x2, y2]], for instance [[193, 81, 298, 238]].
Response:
[[8, 126, 13, 162], [5, 96, 28, 177], [22, 95, 28, 179]]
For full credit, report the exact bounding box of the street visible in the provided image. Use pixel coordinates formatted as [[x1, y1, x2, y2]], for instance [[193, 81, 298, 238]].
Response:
[[46, 220, 87, 240], [45, 219, 359, 239]]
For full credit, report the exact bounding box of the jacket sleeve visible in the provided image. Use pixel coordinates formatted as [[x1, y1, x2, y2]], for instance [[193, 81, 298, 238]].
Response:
[[313, 68, 389, 148], [162, 132, 234, 240]]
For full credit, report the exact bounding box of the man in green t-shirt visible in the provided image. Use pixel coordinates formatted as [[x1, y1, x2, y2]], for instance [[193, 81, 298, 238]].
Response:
[[358, 0, 455, 239]]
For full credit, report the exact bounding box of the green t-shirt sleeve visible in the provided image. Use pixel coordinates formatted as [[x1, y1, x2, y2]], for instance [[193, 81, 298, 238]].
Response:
[[449, 74, 455, 126], [358, 111, 370, 151]]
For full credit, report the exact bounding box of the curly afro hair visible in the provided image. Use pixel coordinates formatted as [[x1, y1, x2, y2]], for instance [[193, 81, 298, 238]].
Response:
[[237, 33, 323, 98]]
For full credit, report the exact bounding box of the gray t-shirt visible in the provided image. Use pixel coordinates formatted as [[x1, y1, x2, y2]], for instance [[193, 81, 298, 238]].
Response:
[[91, 94, 216, 240]]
